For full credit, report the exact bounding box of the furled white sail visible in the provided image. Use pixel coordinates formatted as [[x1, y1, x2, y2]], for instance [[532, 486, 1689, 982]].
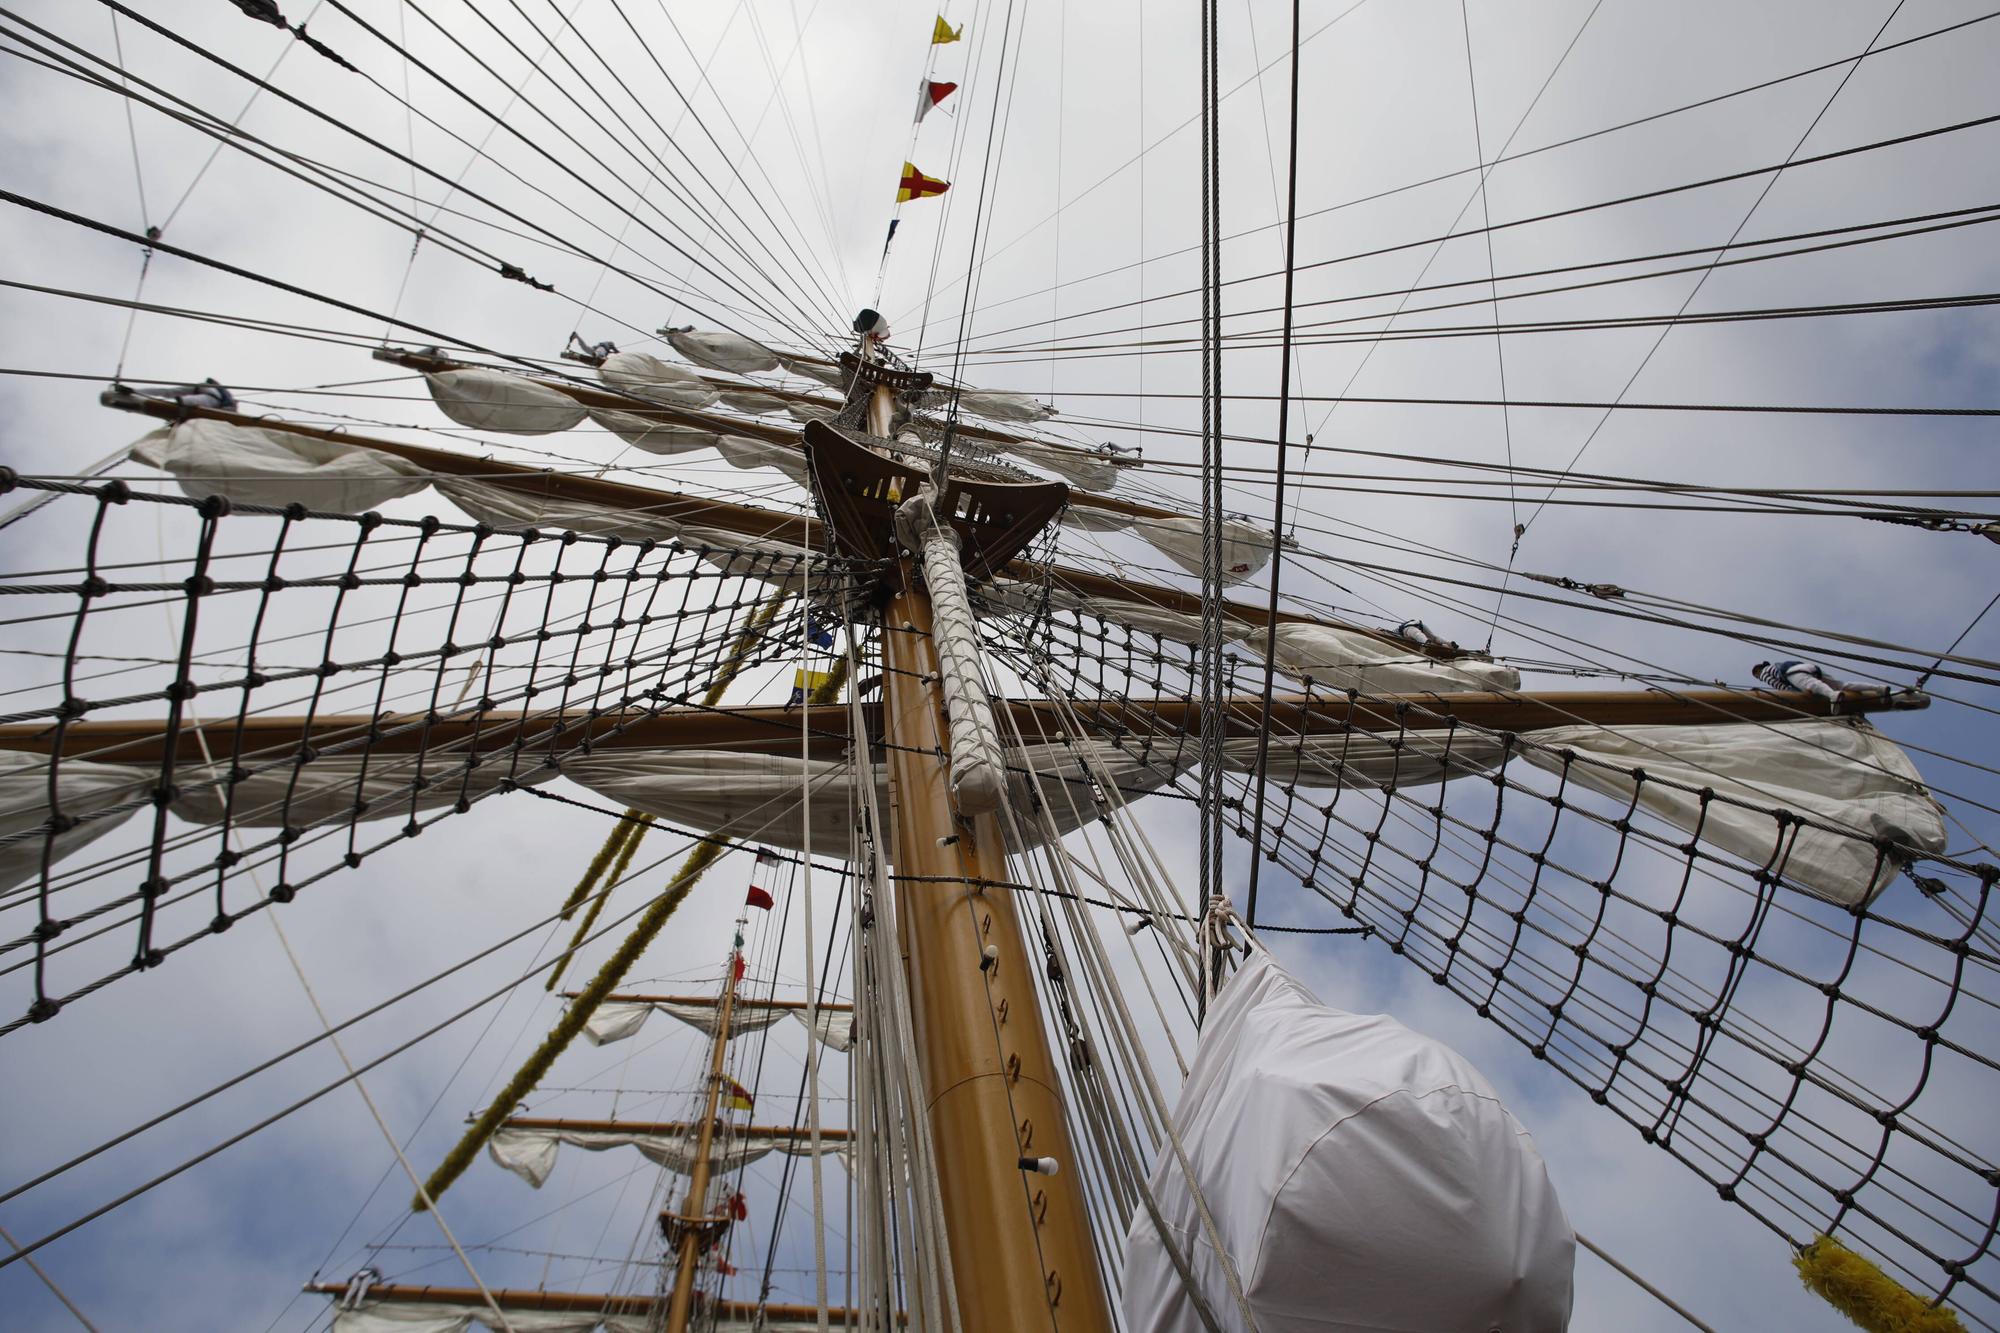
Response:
[[717, 389, 791, 416], [663, 327, 780, 375], [956, 389, 1057, 424], [1237, 623, 1522, 695], [1517, 718, 1946, 907], [580, 998, 785, 1046], [595, 350, 719, 408], [1059, 503, 1139, 533], [713, 435, 813, 485], [1008, 440, 1119, 490], [584, 408, 720, 456], [333, 1305, 652, 1333], [1135, 515, 1274, 583], [678, 523, 822, 589], [131, 420, 430, 512], [0, 751, 548, 891], [486, 1123, 845, 1188], [785, 401, 837, 424], [558, 743, 1184, 855], [776, 352, 847, 387], [794, 1006, 854, 1052], [423, 369, 587, 435], [1218, 732, 1507, 789], [1124, 949, 1574, 1333], [0, 755, 154, 893], [432, 477, 686, 543]]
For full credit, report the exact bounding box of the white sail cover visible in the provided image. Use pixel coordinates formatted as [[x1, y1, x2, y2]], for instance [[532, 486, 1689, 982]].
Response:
[[1518, 718, 1946, 907], [776, 351, 847, 386], [423, 370, 587, 435], [0, 754, 154, 892], [664, 327, 780, 374], [559, 743, 1183, 855], [486, 1123, 846, 1188], [583, 999, 852, 1051], [333, 1305, 651, 1333], [718, 389, 791, 416], [713, 435, 813, 485], [1219, 732, 1506, 789], [1239, 623, 1523, 695], [432, 477, 686, 543], [596, 350, 718, 408], [1137, 516, 1274, 584], [330, 1300, 823, 1333], [581, 997, 785, 1046], [957, 389, 1057, 424], [679, 524, 822, 589], [1060, 502, 1138, 533], [1124, 950, 1574, 1333], [131, 420, 429, 512], [0, 752, 545, 890], [585, 408, 719, 456], [1006, 440, 1118, 490]]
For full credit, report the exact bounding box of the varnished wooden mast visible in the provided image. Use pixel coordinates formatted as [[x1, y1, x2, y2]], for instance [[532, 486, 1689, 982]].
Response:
[[663, 942, 744, 1333], [868, 380, 1116, 1331]]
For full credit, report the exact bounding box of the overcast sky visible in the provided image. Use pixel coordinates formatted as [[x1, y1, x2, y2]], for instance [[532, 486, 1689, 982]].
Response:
[[2, 0, 1998, 1330]]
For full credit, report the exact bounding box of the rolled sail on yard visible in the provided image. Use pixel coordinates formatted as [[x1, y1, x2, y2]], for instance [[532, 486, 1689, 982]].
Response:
[[1124, 950, 1574, 1333]]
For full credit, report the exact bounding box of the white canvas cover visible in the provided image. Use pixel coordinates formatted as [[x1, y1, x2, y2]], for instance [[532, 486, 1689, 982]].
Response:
[[585, 408, 719, 456], [957, 389, 1057, 424], [1060, 503, 1138, 533], [596, 350, 718, 408], [1239, 623, 1523, 695], [560, 744, 1182, 855], [664, 327, 780, 374], [776, 352, 847, 386], [1124, 950, 1574, 1333], [1517, 718, 1946, 907], [1219, 732, 1506, 790], [1137, 516, 1273, 584], [713, 435, 812, 485], [1009, 440, 1119, 491], [131, 420, 429, 512], [678, 523, 821, 589], [581, 997, 785, 1046], [0, 754, 154, 892], [432, 477, 685, 543], [718, 389, 791, 416], [423, 370, 587, 435], [332, 1299, 813, 1333], [486, 1123, 846, 1188]]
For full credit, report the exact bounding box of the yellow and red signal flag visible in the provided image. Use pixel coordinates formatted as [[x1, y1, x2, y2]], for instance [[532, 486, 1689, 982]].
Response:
[[897, 162, 950, 203], [932, 15, 961, 44], [723, 1075, 755, 1112], [916, 78, 958, 123]]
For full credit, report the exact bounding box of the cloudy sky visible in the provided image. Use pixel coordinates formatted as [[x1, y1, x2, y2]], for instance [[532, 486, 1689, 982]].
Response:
[[2, 0, 1998, 1329]]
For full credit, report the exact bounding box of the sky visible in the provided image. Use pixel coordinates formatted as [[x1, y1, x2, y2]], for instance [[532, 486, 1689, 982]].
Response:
[[2, 0, 1998, 1330]]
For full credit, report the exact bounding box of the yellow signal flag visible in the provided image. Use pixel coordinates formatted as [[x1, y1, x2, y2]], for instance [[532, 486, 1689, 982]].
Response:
[[788, 668, 834, 706], [722, 1076, 756, 1112], [897, 162, 951, 203], [932, 15, 962, 44]]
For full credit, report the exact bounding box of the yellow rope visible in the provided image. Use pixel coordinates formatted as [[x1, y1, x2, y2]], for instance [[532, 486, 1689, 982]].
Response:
[[553, 813, 640, 922], [545, 812, 653, 991], [416, 595, 848, 1210], [1794, 1235, 1965, 1333]]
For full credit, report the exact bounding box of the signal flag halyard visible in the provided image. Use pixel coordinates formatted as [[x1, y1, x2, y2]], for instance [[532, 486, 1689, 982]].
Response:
[[897, 162, 950, 203], [916, 79, 958, 123], [932, 15, 961, 44]]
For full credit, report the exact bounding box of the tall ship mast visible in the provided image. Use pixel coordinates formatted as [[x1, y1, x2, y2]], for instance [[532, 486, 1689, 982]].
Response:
[[1, 4, 1996, 1332]]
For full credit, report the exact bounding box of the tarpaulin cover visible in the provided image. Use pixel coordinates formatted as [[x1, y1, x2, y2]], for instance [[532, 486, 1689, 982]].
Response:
[[1124, 950, 1574, 1333]]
